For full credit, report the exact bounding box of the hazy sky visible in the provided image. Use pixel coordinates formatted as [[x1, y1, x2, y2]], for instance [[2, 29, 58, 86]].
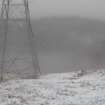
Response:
[[29, 0, 105, 20]]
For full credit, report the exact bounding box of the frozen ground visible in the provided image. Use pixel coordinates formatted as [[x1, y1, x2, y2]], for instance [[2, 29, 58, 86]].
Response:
[[0, 69, 105, 105]]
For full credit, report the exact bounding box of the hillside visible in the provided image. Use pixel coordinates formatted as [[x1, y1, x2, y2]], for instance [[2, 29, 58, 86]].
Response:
[[0, 70, 105, 105], [1, 16, 105, 51], [1, 16, 105, 73], [32, 16, 105, 51]]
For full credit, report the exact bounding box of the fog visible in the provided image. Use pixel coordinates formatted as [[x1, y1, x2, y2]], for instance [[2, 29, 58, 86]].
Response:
[[1, 0, 105, 76], [29, 0, 105, 74], [33, 17, 105, 74], [30, 0, 105, 21]]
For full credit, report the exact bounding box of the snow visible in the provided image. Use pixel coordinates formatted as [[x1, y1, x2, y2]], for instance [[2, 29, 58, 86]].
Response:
[[0, 69, 105, 105]]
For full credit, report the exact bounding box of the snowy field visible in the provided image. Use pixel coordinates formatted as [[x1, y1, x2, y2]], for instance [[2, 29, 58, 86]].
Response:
[[0, 69, 105, 105]]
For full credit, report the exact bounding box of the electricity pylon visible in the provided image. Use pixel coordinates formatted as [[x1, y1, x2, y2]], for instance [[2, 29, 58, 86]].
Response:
[[0, 0, 40, 81]]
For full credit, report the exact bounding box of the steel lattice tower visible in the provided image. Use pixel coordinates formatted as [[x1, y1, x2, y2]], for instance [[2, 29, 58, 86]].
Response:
[[0, 0, 40, 81]]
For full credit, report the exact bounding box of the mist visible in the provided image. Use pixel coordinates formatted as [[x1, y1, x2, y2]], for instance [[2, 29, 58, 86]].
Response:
[[29, 0, 105, 74], [1, 1, 105, 103], [32, 17, 105, 74], [30, 0, 105, 21], [1, 0, 105, 76]]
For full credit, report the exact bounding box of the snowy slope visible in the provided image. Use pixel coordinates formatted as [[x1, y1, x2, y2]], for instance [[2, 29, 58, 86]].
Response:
[[0, 70, 105, 105]]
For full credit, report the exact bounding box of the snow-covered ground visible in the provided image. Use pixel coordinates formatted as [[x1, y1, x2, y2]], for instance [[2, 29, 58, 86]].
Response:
[[0, 70, 105, 105]]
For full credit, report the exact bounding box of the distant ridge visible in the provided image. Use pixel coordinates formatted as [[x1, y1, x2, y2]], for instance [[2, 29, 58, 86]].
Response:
[[1, 16, 105, 51], [31, 16, 105, 51], [34, 16, 105, 34]]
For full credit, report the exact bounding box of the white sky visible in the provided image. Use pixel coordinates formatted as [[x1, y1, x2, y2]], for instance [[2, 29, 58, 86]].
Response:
[[30, 0, 105, 20]]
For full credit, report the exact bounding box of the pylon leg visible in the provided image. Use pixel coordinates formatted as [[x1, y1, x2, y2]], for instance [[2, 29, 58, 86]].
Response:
[[24, 0, 41, 78], [0, 0, 9, 81], [0, 0, 41, 81]]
